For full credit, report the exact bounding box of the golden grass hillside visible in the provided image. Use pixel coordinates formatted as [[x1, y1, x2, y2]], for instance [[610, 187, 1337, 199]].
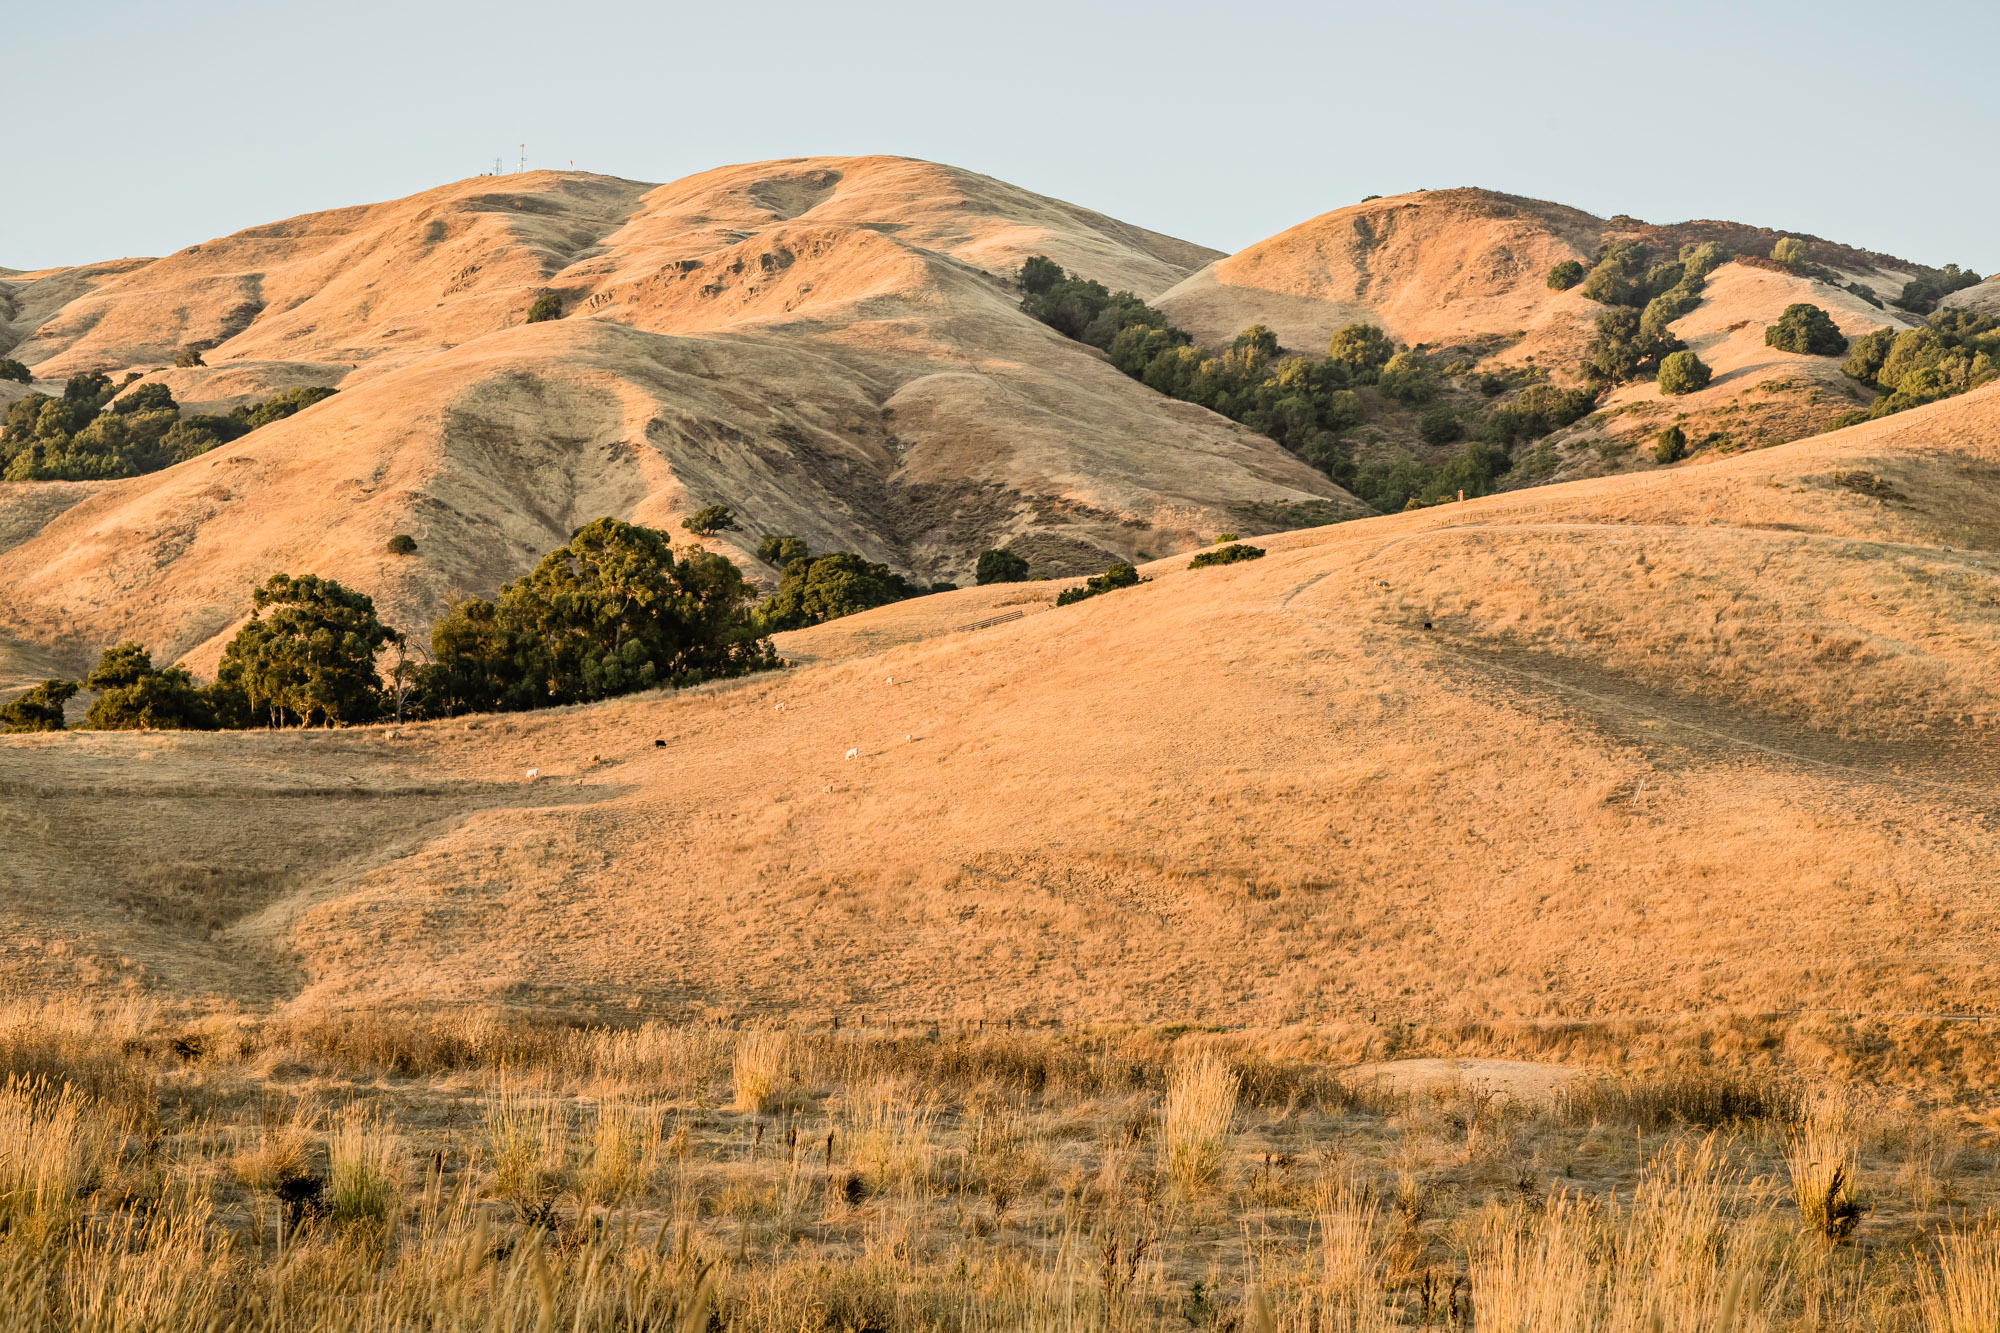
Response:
[[4, 387, 1997, 1101], [0, 159, 1355, 683]]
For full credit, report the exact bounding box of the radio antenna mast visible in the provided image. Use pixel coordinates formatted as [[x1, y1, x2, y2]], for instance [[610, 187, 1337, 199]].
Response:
[[519, 143, 526, 173]]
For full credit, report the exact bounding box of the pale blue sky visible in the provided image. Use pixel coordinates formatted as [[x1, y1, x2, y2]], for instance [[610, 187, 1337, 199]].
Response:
[[8, 0, 1996, 274]]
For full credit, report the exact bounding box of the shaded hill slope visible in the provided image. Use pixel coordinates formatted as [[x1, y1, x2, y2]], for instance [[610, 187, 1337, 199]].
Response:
[[0, 159, 1354, 681], [4, 387, 1997, 1045]]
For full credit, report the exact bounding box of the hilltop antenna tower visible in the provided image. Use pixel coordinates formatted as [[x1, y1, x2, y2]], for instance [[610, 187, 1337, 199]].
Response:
[[494, 156, 501, 176], [519, 144, 525, 173]]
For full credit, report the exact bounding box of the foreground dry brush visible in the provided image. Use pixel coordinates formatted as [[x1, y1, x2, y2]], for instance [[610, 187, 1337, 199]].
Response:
[[0, 999, 1994, 1330]]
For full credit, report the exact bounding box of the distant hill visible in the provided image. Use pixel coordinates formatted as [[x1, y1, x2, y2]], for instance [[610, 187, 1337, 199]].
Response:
[[0, 158, 1356, 682], [1151, 187, 1962, 486]]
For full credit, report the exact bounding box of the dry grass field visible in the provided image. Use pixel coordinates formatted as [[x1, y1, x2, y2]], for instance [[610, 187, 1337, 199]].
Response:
[[0, 1000, 1992, 1330]]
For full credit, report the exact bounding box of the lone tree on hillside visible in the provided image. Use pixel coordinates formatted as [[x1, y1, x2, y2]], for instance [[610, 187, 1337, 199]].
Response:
[[0, 359, 28, 384], [1658, 350, 1714, 395], [681, 505, 740, 538], [525, 292, 562, 323], [975, 548, 1029, 585], [386, 533, 418, 554], [1764, 303, 1850, 356], [1547, 260, 1585, 291], [0, 679, 77, 732], [210, 573, 401, 727]]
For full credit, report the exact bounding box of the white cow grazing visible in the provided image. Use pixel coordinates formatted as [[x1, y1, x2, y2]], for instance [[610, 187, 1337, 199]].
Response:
[[845, 748, 858, 760], [525, 768, 540, 781]]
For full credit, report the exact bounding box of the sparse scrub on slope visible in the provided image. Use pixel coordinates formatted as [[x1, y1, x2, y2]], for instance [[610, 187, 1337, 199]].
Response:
[[1056, 560, 1145, 607]]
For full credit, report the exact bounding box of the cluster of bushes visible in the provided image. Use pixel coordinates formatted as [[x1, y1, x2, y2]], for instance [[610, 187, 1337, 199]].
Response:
[[0, 374, 336, 481], [1187, 542, 1264, 569], [1018, 257, 1593, 509], [1894, 263, 1982, 316], [753, 534, 950, 632], [1575, 241, 1727, 389], [1055, 561, 1144, 607], [0, 359, 29, 383], [2, 518, 782, 732], [1842, 308, 2000, 419], [1354, 439, 1514, 512]]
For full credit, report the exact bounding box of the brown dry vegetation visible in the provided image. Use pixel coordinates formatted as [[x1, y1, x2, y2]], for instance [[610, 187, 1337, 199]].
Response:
[[0, 1000, 1993, 1330]]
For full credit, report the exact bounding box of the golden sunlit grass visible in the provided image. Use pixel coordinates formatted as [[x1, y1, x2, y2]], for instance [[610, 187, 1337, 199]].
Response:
[[0, 1005, 1988, 1329]]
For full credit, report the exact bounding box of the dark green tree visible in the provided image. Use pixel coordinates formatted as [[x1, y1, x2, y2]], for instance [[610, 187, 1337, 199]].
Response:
[[1232, 325, 1280, 358], [681, 505, 739, 537], [386, 534, 417, 554], [1017, 256, 1065, 295], [113, 383, 177, 415], [975, 548, 1029, 585], [1764, 304, 1849, 356], [1377, 352, 1436, 405], [1187, 543, 1265, 569], [525, 292, 562, 323], [82, 643, 216, 730], [1418, 404, 1461, 445], [1, 679, 77, 732], [757, 533, 810, 566], [759, 551, 922, 630], [211, 574, 401, 727], [0, 359, 28, 384], [1547, 260, 1585, 291], [1055, 561, 1142, 607], [1654, 425, 1689, 464], [1657, 350, 1713, 395], [174, 347, 207, 368], [426, 518, 771, 714]]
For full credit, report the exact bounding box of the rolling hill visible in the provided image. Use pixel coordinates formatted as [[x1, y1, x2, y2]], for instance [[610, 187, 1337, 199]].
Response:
[[5, 382, 1997, 1092], [0, 158, 1356, 686], [1152, 187, 1951, 482]]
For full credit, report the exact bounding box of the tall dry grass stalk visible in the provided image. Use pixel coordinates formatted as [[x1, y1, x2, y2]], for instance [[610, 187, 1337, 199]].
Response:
[[1784, 1089, 1862, 1242], [1472, 1135, 1767, 1333], [732, 1030, 793, 1114], [1920, 1227, 2000, 1333], [846, 1078, 935, 1195], [1162, 1048, 1237, 1197], [0, 1076, 115, 1249], [327, 1106, 401, 1238], [485, 1075, 574, 1216], [1302, 1168, 1387, 1326]]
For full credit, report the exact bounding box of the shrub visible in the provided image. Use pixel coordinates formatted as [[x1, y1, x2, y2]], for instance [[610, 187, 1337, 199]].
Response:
[[82, 643, 216, 731], [1418, 404, 1462, 445], [1657, 349, 1713, 395], [1163, 1050, 1237, 1197], [211, 573, 402, 727], [1844, 310, 2000, 417], [1188, 543, 1265, 569], [1654, 424, 1688, 464], [1770, 237, 1808, 271], [680, 504, 739, 537], [0, 679, 77, 732], [427, 518, 772, 714], [1325, 324, 1395, 379], [757, 533, 810, 567], [1016, 257, 1174, 351], [1765, 303, 1848, 356], [1232, 325, 1279, 358], [1546, 260, 1585, 291], [525, 292, 562, 323], [174, 347, 206, 368], [975, 548, 1029, 585], [386, 534, 417, 555], [759, 551, 923, 631], [231, 386, 335, 431], [1580, 242, 1657, 307], [1055, 561, 1143, 607], [0, 359, 27, 384], [1583, 307, 1682, 385], [1842, 327, 1898, 386], [1017, 255, 1065, 295]]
